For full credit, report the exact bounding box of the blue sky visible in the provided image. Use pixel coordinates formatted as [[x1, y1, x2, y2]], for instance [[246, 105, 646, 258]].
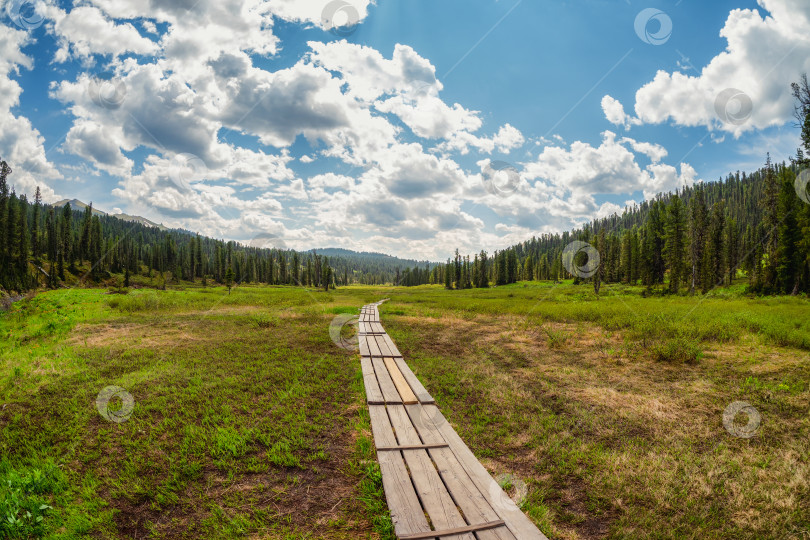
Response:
[[0, 0, 807, 259]]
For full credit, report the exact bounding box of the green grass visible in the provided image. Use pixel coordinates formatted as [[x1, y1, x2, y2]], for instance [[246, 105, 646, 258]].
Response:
[[379, 281, 810, 539], [0, 285, 389, 538], [1, 281, 808, 538]]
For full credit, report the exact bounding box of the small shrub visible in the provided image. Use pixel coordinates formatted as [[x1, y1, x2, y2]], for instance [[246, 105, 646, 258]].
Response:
[[651, 337, 702, 364]]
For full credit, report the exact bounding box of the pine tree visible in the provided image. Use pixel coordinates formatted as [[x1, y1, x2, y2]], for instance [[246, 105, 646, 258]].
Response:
[[688, 185, 708, 292], [225, 266, 235, 294], [761, 155, 779, 289], [32, 187, 41, 261], [61, 204, 73, 271], [594, 228, 605, 295], [776, 168, 802, 294], [664, 194, 687, 293], [477, 250, 488, 287], [0, 161, 10, 265], [454, 249, 461, 288]]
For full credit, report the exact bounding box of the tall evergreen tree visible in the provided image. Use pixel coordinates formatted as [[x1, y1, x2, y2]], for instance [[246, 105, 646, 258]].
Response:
[[664, 194, 688, 293]]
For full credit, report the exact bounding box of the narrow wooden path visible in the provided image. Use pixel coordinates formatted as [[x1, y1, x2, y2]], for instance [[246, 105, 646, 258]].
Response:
[[359, 301, 548, 540]]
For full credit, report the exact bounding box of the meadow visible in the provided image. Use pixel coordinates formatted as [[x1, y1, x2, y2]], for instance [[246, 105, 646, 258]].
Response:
[[0, 281, 808, 539]]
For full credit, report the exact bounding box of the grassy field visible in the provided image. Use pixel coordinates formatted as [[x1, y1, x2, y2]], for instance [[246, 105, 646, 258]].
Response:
[[1, 281, 808, 539]]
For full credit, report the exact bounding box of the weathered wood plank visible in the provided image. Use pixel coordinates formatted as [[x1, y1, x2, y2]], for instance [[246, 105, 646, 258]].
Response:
[[368, 406, 432, 536], [368, 405, 398, 447], [376, 443, 449, 451], [372, 358, 402, 404], [384, 357, 418, 404], [398, 521, 507, 540], [366, 335, 383, 357], [396, 359, 435, 404], [403, 404, 515, 540], [375, 335, 392, 356], [361, 357, 384, 405], [388, 406, 473, 540], [379, 333, 403, 357], [359, 334, 371, 357], [422, 405, 548, 539]]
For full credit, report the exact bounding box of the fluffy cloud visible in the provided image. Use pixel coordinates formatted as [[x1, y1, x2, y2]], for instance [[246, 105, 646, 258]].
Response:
[[601, 95, 641, 129], [3, 0, 743, 259], [621, 0, 810, 137], [523, 131, 697, 200], [0, 25, 60, 200], [44, 5, 159, 62]]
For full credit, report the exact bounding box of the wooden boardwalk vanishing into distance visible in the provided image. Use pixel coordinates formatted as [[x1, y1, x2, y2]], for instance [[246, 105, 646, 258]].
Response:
[[359, 301, 548, 540]]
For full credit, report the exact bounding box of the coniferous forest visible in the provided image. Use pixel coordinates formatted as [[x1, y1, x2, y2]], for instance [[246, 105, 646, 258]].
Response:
[[0, 164, 434, 293], [437, 158, 810, 295]]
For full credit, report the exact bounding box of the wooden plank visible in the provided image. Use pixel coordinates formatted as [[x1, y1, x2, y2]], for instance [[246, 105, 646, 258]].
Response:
[[376, 443, 449, 451], [423, 405, 548, 540], [404, 405, 515, 540], [375, 335, 394, 356], [366, 335, 383, 357], [368, 406, 433, 536], [396, 359, 435, 404], [384, 357, 418, 404], [359, 334, 371, 357], [398, 521, 506, 540], [361, 357, 384, 405], [372, 358, 402, 404], [368, 405, 398, 448], [359, 321, 374, 334], [388, 406, 474, 540], [379, 334, 403, 357]]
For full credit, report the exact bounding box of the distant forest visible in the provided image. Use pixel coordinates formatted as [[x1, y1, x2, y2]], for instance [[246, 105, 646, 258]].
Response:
[[0, 167, 434, 293], [436, 157, 809, 295], [0, 156, 807, 295]]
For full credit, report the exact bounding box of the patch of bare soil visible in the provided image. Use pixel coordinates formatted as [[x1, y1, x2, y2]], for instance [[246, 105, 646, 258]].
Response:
[[69, 321, 218, 349]]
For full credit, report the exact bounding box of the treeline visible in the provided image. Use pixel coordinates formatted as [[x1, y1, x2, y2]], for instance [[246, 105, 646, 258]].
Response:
[[0, 163, 428, 292], [437, 157, 810, 294]]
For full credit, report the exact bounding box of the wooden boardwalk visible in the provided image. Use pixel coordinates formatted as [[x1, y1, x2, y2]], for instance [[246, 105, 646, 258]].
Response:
[[358, 301, 548, 540]]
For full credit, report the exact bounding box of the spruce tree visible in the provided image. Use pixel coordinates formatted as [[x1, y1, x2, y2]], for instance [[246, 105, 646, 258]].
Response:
[[688, 185, 708, 292], [32, 187, 41, 261], [664, 194, 687, 293]]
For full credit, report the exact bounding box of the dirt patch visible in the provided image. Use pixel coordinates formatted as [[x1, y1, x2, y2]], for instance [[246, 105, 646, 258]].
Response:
[[69, 321, 221, 349]]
